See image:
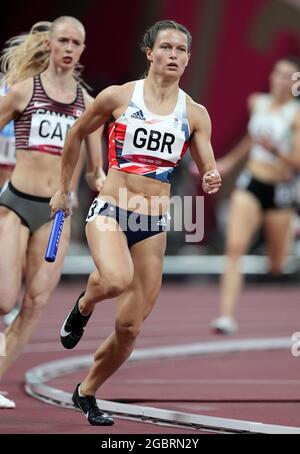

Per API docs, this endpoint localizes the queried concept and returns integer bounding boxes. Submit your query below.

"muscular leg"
[0,218,70,379]
[78,217,135,315]
[80,232,166,395]
[219,189,262,319]
[263,208,294,275]
[0,207,29,315]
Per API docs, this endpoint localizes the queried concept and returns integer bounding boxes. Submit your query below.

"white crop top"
[108,79,191,183]
[248,94,299,164]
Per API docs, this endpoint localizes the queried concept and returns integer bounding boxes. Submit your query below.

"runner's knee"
[92,270,133,298]
[22,292,49,318]
[226,240,246,259]
[115,317,142,341]
[0,290,20,315]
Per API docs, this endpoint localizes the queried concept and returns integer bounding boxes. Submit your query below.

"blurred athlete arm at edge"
[188,101,222,194]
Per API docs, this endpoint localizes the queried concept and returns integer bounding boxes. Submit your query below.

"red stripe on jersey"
[108,122,127,167]
[117,164,157,175]
[180,140,190,160]
[28,145,62,155]
[14,74,85,155]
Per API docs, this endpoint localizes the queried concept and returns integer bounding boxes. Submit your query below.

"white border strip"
[25,336,300,434]
[25,383,300,434]
[62,254,300,275]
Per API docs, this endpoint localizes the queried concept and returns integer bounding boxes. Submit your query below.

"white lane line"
[101,378,300,385]
[24,336,292,354]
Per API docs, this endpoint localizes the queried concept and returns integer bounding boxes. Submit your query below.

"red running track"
[0,281,299,433]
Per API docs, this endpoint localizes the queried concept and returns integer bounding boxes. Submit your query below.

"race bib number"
[122,122,184,165]
[86,198,107,222]
[28,111,76,151]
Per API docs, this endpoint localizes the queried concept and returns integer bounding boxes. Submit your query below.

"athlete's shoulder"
[102,81,136,99]
[182,94,211,134]
[99,81,135,94]
[186,96,208,113]
[120,80,137,91]
[10,77,33,96]
[186,95,210,125]
[247,92,266,112]
[4,78,34,113]
[94,81,136,110]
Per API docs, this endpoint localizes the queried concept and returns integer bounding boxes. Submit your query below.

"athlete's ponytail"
[0,21,51,87]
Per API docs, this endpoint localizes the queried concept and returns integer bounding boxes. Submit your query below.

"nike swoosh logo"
[60,320,71,337]
[34,102,50,108]
[75,397,88,417]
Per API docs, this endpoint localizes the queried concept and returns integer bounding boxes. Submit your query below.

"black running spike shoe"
[60,292,92,349]
[72,384,114,426]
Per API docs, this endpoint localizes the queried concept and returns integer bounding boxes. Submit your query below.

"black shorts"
[0,181,51,233]
[236,170,295,210]
[86,197,168,248]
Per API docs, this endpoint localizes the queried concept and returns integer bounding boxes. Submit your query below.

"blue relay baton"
[45,210,65,262]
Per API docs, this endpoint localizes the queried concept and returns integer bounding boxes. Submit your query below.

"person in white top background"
[211,57,300,335]
[50,20,222,426]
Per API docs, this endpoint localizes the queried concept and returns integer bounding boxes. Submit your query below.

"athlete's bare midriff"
[247,160,293,183]
[100,168,171,215]
[11,149,61,197]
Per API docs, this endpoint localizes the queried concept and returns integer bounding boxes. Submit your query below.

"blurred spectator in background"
[211,57,300,334]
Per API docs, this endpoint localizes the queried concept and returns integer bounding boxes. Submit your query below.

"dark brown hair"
[141,20,192,53]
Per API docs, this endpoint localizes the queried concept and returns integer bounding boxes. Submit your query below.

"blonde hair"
[0,16,88,89]
[50,16,85,40]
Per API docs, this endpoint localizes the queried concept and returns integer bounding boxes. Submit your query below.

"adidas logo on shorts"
[156,216,167,227]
